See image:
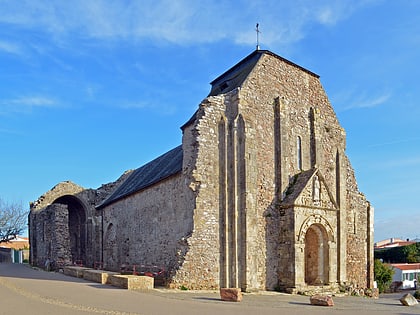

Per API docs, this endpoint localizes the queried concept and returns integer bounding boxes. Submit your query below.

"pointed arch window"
[297,136,303,171]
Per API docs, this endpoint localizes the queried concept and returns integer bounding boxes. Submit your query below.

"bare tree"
[0,198,27,243]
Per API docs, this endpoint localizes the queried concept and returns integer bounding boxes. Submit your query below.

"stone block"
[309,295,334,306]
[83,269,119,284]
[109,275,154,290]
[400,293,418,306]
[220,288,243,302]
[63,266,90,278]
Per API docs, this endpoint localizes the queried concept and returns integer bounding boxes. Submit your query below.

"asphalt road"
[0,263,419,315]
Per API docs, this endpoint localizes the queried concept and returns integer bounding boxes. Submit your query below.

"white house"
[391,263,420,289]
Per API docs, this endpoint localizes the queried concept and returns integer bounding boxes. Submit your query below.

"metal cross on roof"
[256,23,261,50]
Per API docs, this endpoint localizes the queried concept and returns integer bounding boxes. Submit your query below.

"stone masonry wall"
[225,52,370,289]
[172,95,226,290]
[174,52,372,290]
[102,173,195,282]
[29,50,372,291]
[29,173,132,269]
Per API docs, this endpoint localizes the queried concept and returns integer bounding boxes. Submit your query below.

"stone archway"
[104,223,117,271]
[54,195,87,265]
[304,224,329,285]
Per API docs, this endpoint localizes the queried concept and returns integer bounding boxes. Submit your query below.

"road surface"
[0,263,418,315]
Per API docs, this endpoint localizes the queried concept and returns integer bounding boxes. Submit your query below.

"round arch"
[304,224,329,285]
[298,215,334,243]
[53,195,87,265]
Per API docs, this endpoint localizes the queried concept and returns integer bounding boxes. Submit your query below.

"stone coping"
[63,266,154,290]
[63,266,90,278]
[108,274,154,290]
[83,269,119,285]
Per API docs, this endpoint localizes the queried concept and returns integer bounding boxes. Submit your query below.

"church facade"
[29,50,374,293]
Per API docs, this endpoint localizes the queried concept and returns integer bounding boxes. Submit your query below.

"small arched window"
[297,136,303,170]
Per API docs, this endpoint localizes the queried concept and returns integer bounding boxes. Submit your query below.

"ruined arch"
[53,195,87,264]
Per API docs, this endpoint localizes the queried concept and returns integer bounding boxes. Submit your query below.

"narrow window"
[297,136,303,170]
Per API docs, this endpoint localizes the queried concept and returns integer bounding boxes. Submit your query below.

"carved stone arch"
[298,215,334,243]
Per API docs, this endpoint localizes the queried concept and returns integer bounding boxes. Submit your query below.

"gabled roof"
[182,49,319,130]
[281,169,317,205]
[209,49,319,97]
[97,145,183,209]
[280,168,338,209]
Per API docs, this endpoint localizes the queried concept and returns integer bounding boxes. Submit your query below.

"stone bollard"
[220,288,243,302]
[309,295,334,306]
[399,293,418,306]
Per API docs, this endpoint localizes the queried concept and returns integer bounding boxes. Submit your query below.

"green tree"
[0,198,27,243]
[402,243,420,263]
[374,259,394,293]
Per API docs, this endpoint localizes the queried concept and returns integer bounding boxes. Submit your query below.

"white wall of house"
[392,267,420,289]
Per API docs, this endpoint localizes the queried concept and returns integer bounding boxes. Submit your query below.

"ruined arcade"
[29,50,374,293]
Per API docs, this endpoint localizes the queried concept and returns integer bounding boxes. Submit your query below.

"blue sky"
[1,1,419,242]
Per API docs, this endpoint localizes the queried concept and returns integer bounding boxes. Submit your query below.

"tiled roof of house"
[0,236,29,250]
[391,263,420,271]
[98,145,183,209]
[375,239,416,249]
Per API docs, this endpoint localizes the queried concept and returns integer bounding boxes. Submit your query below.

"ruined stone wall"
[101,173,195,280]
[170,96,226,290]
[29,203,71,268]
[29,174,131,269]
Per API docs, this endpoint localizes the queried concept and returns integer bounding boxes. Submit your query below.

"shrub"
[374,259,394,293]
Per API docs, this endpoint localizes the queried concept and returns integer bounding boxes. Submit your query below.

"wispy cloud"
[0,1,376,48]
[334,90,391,111]
[375,212,420,241]
[373,156,420,169]
[117,100,176,115]
[0,40,23,56]
[368,137,420,148]
[0,96,60,115]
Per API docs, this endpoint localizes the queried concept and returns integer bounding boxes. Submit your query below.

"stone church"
[29,49,374,293]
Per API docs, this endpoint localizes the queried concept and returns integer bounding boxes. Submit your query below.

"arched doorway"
[54,195,86,264]
[104,223,117,270]
[304,224,329,285]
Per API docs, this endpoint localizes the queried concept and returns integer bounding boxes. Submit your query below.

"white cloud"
[8,96,57,107]
[0,0,376,48]
[0,96,60,115]
[368,137,420,148]
[335,90,391,111]
[375,212,420,241]
[118,100,176,115]
[0,40,23,56]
